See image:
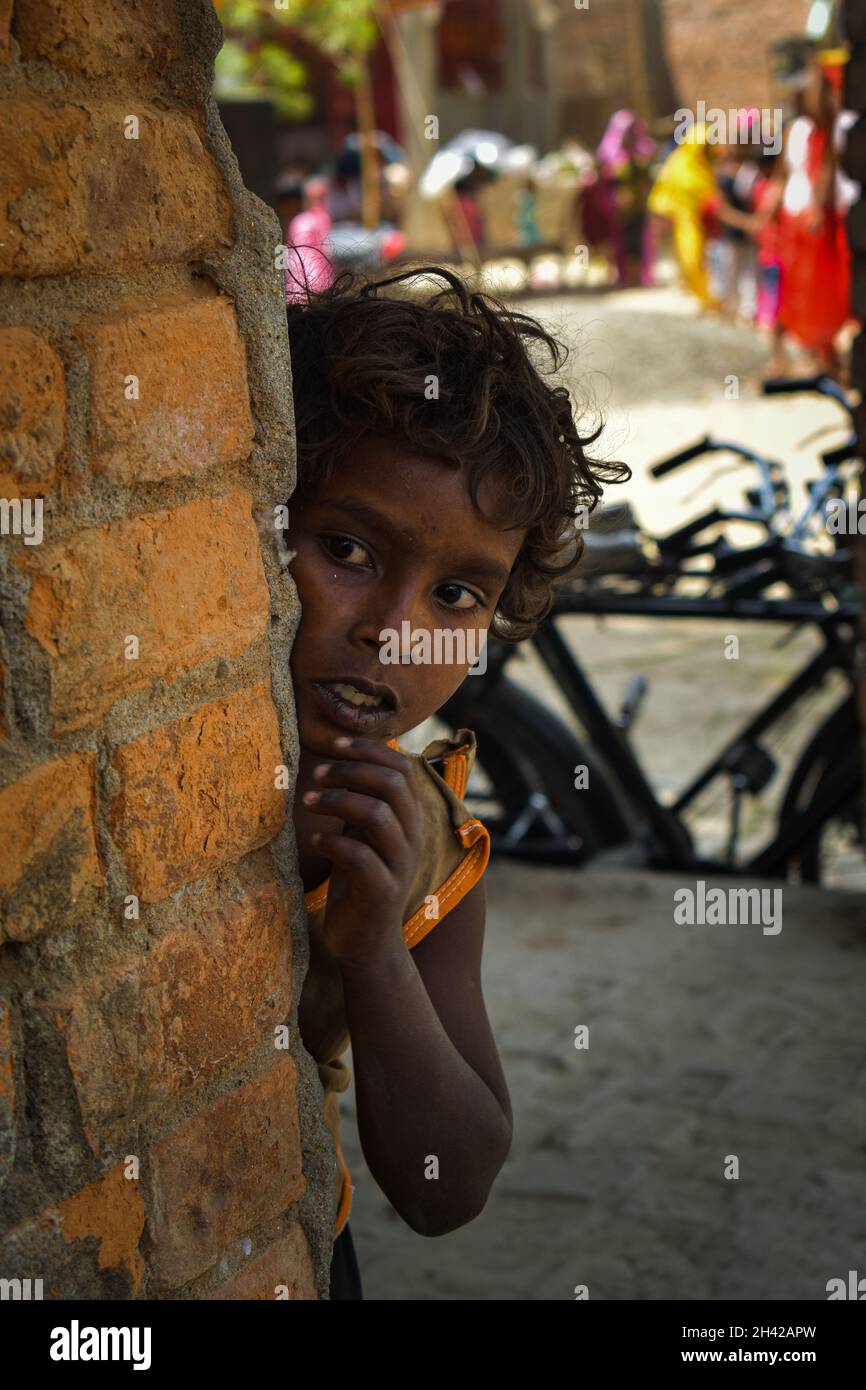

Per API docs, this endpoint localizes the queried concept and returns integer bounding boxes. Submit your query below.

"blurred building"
[217,0,827,220]
[652,0,817,121]
[400,0,817,152]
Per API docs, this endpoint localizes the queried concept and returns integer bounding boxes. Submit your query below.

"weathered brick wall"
[557,0,643,146]
[0,1,333,1299]
[557,0,812,144]
[659,0,812,113]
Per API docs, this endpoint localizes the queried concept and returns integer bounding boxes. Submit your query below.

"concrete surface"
[341,860,866,1300]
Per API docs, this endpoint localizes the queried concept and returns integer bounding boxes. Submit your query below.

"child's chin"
[298,711,394,750]
[296,716,334,751]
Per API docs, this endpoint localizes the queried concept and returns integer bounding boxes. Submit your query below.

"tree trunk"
[355,53,380,229]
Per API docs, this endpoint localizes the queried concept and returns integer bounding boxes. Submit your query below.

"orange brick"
[55,1161,146,1297]
[0,752,103,943]
[0,326,66,497]
[45,860,293,1152]
[148,1056,305,1289]
[15,0,181,77]
[16,491,270,732]
[79,293,254,482]
[211,1226,317,1300]
[0,99,233,277]
[110,683,286,904]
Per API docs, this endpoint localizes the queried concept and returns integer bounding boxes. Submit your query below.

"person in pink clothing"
[595,108,657,287]
[284,177,335,304]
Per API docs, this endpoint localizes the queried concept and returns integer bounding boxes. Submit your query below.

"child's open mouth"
[311,678,398,733]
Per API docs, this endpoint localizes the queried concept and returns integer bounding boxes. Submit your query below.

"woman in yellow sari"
[648,123,720,308]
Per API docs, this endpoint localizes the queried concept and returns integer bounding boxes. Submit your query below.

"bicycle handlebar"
[651,379,855,485]
[762,374,857,421]
[650,437,713,478]
[762,375,824,396]
[656,508,727,552]
[821,438,861,467]
[636,377,857,581]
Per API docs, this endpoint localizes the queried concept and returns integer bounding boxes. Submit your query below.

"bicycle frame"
[464,375,863,876]
[501,590,858,875]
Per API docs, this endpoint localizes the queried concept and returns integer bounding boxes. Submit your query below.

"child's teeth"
[332,682,383,707]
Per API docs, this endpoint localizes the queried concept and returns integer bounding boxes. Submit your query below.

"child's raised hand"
[303,737,422,970]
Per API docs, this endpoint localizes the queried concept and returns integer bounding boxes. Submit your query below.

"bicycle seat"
[576,501,651,577]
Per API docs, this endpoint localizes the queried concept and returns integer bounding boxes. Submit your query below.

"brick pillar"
[841,1,866,842]
[0,2,332,1299]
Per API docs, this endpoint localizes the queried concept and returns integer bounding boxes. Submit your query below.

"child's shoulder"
[388,728,490,946]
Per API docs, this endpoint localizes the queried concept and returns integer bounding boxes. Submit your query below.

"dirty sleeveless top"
[300,727,490,1241]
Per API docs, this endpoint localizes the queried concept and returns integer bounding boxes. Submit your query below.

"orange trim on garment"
[401,816,489,947]
[441,744,472,799]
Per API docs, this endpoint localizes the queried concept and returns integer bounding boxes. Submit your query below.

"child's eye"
[437,582,483,612]
[320,536,482,611]
[321,534,372,568]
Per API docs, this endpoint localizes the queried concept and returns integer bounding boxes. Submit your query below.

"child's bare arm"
[303,737,511,1236]
[341,876,512,1236]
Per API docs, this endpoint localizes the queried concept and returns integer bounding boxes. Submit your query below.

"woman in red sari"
[773,55,852,376]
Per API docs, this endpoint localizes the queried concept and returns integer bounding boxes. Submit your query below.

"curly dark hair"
[285,264,630,641]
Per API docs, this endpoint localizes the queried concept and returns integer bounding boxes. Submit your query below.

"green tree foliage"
[214,0,378,113]
[214,0,383,226]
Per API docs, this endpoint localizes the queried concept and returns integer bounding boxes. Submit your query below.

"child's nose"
[367,580,428,631]
[352,587,429,654]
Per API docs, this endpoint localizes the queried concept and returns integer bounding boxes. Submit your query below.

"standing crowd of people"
[275,51,857,382]
[581,52,856,379]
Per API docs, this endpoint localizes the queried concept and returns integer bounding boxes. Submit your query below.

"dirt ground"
[337,286,866,1299]
[342,861,866,1301]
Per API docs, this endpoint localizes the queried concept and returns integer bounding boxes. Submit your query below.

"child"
[711,138,761,324]
[283,267,629,1298]
[751,152,785,372]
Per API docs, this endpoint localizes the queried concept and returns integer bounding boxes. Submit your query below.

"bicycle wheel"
[438,677,631,865]
[776,699,864,887]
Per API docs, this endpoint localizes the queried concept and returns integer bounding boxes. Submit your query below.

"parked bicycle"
[434,377,863,887]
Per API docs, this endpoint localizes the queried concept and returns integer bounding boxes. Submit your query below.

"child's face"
[285,436,526,757]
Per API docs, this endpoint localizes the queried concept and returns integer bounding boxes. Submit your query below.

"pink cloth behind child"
[284,205,334,303]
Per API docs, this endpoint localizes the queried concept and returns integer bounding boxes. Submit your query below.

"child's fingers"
[305,787,406,871]
[311,761,417,832]
[314,756,411,795]
[311,831,391,891]
[313,739,419,838]
[327,736,407,770]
